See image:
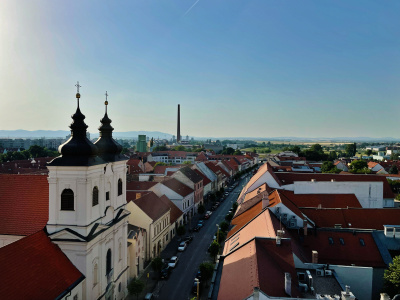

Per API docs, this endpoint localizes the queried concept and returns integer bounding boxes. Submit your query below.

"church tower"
[47,84,130,300]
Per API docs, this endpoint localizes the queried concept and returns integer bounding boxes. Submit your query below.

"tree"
[219,221,229,233]
[222,147,235,155]
[209,240,220,261]
[177,225,186,237]
[366,149,373,156]
[328,151,337,161]
[128,277,145,299]
[154,162,167,167]
[153,145,168,151]
[290,146,301,155]
[349,160,368,173]
[233,149,242,155]
[28,145,47,158]
[383,256,400,296]
[198,204,205,214]
[225,212,234,222]
[391,153,400,160]
[345,143,357,157]
[199,262,214,287]
[151,257,163,274]
[321,161,339,173]
[150,137,154,148]
[310,144,323,153]
[389,165,399,175]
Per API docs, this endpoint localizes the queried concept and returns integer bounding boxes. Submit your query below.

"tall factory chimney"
[177,104,181,143]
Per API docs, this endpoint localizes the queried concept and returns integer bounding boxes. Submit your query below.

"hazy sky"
[0,1,399,138]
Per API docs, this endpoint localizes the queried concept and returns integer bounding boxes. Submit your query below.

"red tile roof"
[279,190,362,208]
[126,181,157,191]
[158,195,183,224]
[228,201,263,239]
[294,229,386,268]
[0,230,84,299]
[161,178,194,197]
[193,169,211,186]
[218,238,300,299]
[275,172,395,198]
[300,207,400,230]
[0,174,49,236]
[133,192,170,221]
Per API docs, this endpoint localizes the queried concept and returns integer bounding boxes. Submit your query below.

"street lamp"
[195,278,200,300]
[216,224,220,242]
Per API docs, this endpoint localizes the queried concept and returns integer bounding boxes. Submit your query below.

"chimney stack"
[262,194,269,209]
[177,104,181,143]
[341,286,356,300]
[312,250,318,264]
[136,193,141,200]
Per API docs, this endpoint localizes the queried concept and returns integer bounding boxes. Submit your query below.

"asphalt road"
[157,175,251,300]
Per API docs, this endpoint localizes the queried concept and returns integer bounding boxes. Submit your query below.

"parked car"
[144,293,153,300]
[198,220,204,226]
[206,211,212,216]
[196,269,202,281]
[193,226,200,232]
[224,192,229,196]
[168,256,179,268]
[160,266,172,279]
[204,214,210,220]
[178,241,187,251]
[184,235,193,244]
[192,279,201,295]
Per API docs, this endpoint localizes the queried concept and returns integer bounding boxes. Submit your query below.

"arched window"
[61,189,74,211]
[118,179,123,196]
[92,186,99,206]
[119,242,122,261]
[93,263,98,285]
[106,249,112,275]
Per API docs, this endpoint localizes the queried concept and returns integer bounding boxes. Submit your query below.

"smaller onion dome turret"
[94,92,125,162]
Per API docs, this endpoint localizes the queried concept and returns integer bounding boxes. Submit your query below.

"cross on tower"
[75,81,82,107]
[105,91,109,113]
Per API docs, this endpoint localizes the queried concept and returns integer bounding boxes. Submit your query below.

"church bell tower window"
[118,179,123,196]
[61,189,74,211]
[92,186,99,206]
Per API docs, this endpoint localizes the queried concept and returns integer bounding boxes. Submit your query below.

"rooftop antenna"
[75,81,81,108]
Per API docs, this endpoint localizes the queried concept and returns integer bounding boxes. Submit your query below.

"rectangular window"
[106,191,110,201]
[73,295,78,300]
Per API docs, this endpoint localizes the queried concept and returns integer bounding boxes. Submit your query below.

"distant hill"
[0,130,174,140]
[0,130,398,142]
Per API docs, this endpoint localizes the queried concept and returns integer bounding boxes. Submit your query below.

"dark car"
[193,226,200,232]
[160,266,172,279]
[184,235,193,244]
[204,213,210,220]
[210,206,216,211]
[192,279,201,295]
[196,270,202,281]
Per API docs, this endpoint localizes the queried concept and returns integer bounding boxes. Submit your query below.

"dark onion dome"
[48,87,106,167]
[94,97,125,162]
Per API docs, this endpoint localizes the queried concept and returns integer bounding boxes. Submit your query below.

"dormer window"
[328,237,334,245]
[61,189,74,211]
[92,186,99,206]
[118,179,123,196]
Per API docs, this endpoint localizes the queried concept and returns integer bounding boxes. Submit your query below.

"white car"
[168,256,179,268]
[178,241,187,251]
[206,211,212,216]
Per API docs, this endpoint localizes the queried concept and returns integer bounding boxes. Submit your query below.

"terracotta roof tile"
[0,230,84,299]
[279,190,362,208]
[126,181,157,191]
[132,192,170,221]
[300,207,400,230]
[158,195,183,224]
[0,174,49,236]
[161,178,194,197]
[193,169,211,186]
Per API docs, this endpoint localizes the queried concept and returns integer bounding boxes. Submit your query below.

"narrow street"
[156,175,250,300]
